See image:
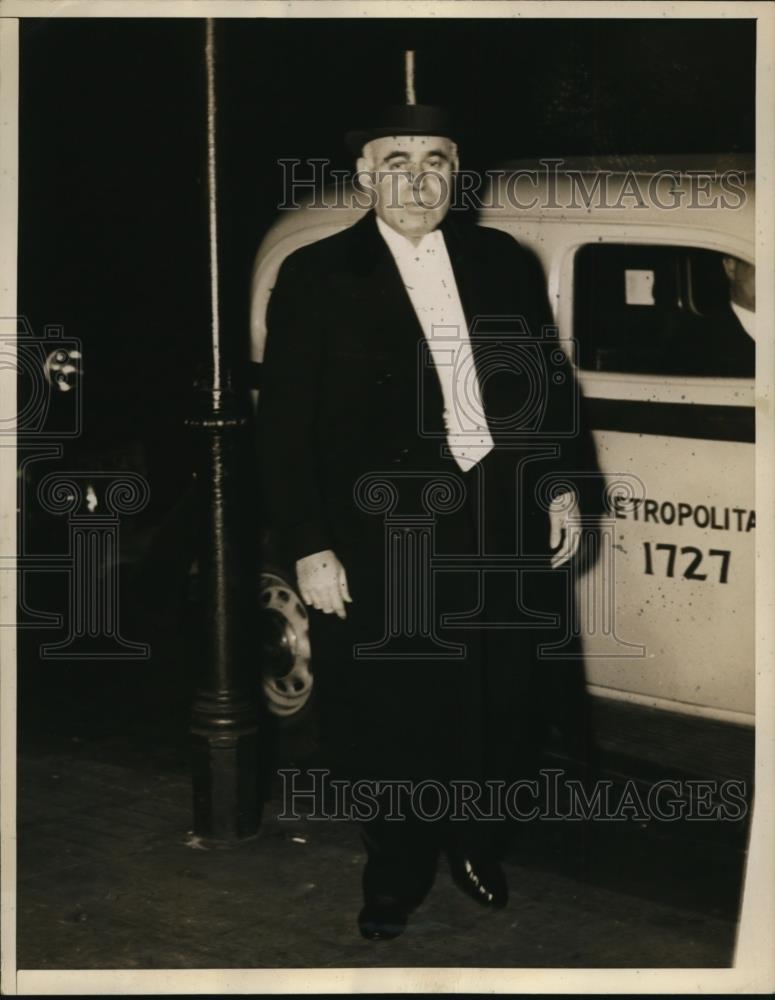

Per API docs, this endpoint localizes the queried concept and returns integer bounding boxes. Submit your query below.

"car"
[251,154,755,735]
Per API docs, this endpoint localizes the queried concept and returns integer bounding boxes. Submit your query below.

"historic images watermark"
[350,465,643,662]
[346,315,646,662]
[414,315,579,443]
[278,158,749,213]
[278,768,749,824]
[5,316,151,659]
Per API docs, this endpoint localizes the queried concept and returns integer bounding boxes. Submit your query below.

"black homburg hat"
[345,104,457,156]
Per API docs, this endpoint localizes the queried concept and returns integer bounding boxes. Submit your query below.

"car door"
[566,236,755,723]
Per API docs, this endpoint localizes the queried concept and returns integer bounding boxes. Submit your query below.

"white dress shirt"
[376,216,494,471]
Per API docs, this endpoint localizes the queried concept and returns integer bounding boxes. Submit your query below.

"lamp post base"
[186,381,261,845]
[191,695,261,845]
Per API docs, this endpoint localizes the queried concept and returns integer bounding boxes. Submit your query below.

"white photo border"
[1,1,773,994]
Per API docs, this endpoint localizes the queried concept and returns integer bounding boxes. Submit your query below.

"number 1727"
[643,543,731,584]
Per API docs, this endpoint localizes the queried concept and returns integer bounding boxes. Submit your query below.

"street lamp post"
[187,19,260,844]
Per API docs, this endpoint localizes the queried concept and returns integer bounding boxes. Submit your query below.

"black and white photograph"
[1,1,774,993]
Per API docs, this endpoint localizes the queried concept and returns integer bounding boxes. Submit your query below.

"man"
[667,253,755,378]
[257,105,594,939]
[721,254,755,343]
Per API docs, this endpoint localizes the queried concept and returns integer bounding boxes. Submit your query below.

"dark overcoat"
[257,210,597,786]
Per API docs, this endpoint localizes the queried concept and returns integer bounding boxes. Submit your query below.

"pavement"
[16,654,750,970]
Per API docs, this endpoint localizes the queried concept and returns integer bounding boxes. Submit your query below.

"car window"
[574,244,755,378]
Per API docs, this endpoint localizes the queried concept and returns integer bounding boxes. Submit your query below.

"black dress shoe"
[446,849,508,909]
[358,897,409,940]
[357,818,440,939]
[358,861,435,940]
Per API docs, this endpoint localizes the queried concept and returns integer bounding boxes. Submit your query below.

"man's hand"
[548,490,581,569]
[296,549,352,619]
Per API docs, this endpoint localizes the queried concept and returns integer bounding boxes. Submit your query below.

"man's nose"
[393,167,420,184]
[400,170,436,193]
[392,165,426,181]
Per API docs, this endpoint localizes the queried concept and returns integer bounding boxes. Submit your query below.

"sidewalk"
[16,687,747,970]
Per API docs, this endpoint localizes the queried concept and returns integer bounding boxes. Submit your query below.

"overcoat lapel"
[342,210,482,344]
[341,212,494,430]
[343,212,427,357]
[438,213,479,331]
[438,214,500,397]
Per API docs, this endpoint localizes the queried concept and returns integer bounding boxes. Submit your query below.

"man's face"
[356,134,458,242]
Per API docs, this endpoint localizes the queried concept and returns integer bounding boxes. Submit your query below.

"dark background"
[15,21,757,939]
[13,20,759,965]
[19,16,756,505]
[16,14,756,751]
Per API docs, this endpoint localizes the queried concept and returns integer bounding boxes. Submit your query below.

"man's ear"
[722,256,737,282]
[449,141,460,173]
[355,155,375,191]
